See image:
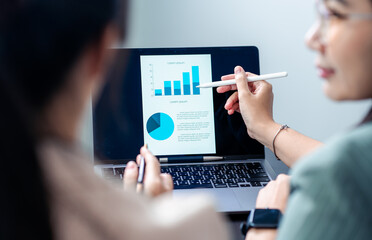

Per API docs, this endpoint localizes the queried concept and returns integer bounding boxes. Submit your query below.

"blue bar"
[155,89,162,96]
[174,81,181,95]
[164,81,172,96]
[183,72,191,95]
[192,66,200,95]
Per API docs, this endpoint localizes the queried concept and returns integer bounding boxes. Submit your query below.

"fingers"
[160,173,174,192]
[135,154,142,165]
[224,91,239,110]
[219,67,253,116]
[217,74,234,93]
[136,182,144,193]
[255,174,290,212]
[217,72,253,93]
[124,147,174,197]
[231,102,240,114]
[227,101,240,115]
[140,146,161,179]
[216,85,235,93]
[123,161,138,191]
[217,74,236,93]
[275,174,290,188]
[219,70,263,95]
[234,66,251,98]
[221,73,236,80]
[139,146,174,197]
[255,187,268,209]
[221,72,252,80]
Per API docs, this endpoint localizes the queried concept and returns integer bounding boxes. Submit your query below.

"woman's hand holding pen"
[123,146,173,197]
[217,66,277,145]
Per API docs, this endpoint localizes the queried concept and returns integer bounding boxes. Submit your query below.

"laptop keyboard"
[102,162,270,189]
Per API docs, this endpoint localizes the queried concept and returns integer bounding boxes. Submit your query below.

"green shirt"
[277,122,372,240]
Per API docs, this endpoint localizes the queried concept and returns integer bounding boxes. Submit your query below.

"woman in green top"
[218,0,372,239]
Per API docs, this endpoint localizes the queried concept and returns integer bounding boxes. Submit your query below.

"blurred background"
[80,0,371,155]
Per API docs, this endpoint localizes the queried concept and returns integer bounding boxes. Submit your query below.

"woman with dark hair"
[0,0,228,239]
[218,0,372,239]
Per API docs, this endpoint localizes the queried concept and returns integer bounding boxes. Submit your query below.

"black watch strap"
[240,209,282,236]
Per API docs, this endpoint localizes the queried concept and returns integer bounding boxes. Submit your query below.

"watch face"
[251,209,281,228]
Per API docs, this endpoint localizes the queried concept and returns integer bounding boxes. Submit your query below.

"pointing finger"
[234,66,251,98]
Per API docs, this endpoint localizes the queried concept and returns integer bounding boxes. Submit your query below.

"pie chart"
[146,112,174,141]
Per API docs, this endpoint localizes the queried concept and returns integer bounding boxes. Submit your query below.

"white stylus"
[196,72,288,88]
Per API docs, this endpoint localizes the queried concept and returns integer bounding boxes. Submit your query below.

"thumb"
[234,66,250,97]
[123,161,138,191]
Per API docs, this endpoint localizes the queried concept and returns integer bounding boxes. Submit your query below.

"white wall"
[81,0,371,151]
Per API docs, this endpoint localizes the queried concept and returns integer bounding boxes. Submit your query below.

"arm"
[246,174,291,240]
[246,229,277,240]
[217,66,322,167]
[253,121,322,168]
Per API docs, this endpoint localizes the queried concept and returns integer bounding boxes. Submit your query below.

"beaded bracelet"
[272,124,289,160]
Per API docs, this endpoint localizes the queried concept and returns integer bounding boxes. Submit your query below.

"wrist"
[248,121,281,148]
[241,208,282,238]
[246,228,277,240]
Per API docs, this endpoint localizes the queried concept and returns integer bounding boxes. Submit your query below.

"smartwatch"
[240,209,282,236]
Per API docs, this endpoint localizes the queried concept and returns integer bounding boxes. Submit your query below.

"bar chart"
[154,66,201,96]
[140,54,212,99]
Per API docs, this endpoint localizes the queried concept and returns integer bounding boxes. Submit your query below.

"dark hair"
[0,0,126,239]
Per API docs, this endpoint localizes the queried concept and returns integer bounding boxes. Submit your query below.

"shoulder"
[277,123,372,240]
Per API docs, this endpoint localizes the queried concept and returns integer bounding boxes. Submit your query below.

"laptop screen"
[93,46,264,164]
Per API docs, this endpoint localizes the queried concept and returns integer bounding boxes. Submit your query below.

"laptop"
[93,46,286,213]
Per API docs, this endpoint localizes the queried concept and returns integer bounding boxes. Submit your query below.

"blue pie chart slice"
[146,113,174,141]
